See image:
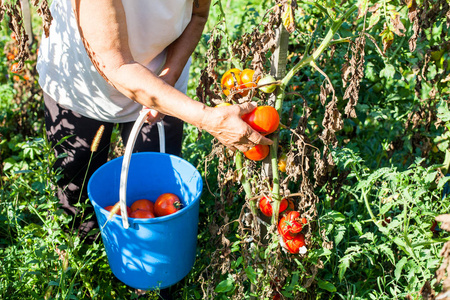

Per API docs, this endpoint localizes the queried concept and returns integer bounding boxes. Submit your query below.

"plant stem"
[236,151,257,215]
[269,5,358,224]
[281,4,358,88]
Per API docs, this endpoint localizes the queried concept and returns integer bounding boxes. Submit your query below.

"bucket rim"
[87,152,203,226]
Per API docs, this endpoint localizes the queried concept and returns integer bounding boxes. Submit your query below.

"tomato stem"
[269,4,358,226]
[235,151,257,215]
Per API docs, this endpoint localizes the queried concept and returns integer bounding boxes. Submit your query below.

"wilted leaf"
[379,24,394,53]
[390,11,406,36]
[282,2,296,34]
[357,0,369,19]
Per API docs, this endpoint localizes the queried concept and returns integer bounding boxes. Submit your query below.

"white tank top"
[37,0,193,123]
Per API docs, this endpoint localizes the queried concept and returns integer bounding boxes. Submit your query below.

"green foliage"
[1,0,450,299]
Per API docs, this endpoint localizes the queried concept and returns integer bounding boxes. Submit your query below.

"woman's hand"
[200,102,273,153]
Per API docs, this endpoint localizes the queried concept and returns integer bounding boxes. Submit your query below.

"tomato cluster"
[221,68,259,97]
[278,211,307,254]
[104,192,182,219]
[258,196,308,254]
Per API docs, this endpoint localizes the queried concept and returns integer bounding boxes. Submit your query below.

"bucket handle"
[119,108,165,229]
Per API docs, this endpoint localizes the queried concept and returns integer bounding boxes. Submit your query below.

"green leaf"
[325,210,346,222]
[245,266,257,285]
[317,278,337,292]
[360,232,375,241]
[437,100,450,122]
[352,220,363,235]
[214,275,235,293]
[368,9,381,29]
[378,244,395,265]
[335,224,346,246]
[315,248,332,257]
[395,257,408,281]
[380,64,396,79]
[284,272,299,292]
[3,157,17,172]
[338,255,352,281]
[379,201,394,215]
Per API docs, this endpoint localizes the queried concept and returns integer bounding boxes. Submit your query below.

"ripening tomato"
[221,68,242,96]
[244,144,269,161]
[240,69,259,89]
[6,52,14,61]
[284,233,306,254]
[131,199,155,214]
[241,105,280,136]
[104,202,131,216]
[10,62,19,74]
[129,209,155,219]
[239,69,260,96]
[154,193,182,217]
[278,211,303,240]
[259,196,290,217]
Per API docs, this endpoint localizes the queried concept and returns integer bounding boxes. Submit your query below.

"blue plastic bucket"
[87,152,203,290]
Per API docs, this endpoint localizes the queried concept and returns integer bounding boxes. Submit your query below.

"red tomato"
[154,193,182,217]
[278,211,303,240]
[284,233,305,254]
[221,68,242,96]
[104,202,131,216]
[129,209,155,219]
[130,199,155,214]
[259,196,289,217]
[244,144,270,161]
[241,106,280,135]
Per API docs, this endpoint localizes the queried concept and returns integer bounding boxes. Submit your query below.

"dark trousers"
[44,94,184,239]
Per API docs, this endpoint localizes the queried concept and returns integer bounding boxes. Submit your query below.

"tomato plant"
[244,144,269,161]
[154,193,182,217]
[241,105,280,136]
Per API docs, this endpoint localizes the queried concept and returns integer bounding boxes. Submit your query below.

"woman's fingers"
[141,107,165,124]
[205,103,273,152]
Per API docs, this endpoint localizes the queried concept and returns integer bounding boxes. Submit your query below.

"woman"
[37,0,272,238]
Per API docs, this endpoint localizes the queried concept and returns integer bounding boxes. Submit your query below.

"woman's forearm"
[160,0,211,85]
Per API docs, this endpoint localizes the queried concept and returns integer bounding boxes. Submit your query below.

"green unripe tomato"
[258,75,277,93]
